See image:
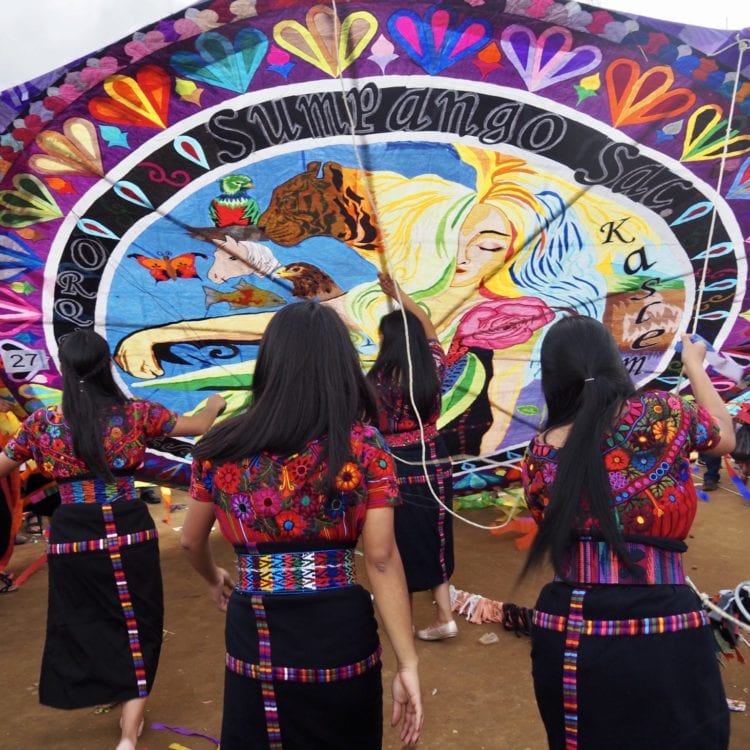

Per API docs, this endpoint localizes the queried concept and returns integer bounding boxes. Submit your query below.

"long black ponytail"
[522,316,638,578]
[59,330,128,482]
[367,309,440,420]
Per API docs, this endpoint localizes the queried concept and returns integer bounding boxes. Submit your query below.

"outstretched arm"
[171,394,226,437]
[361,506,423,747]
[378,272,437,340]
[114,313,274,378]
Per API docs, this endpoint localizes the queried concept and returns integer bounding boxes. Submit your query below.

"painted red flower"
[457,295,554,349]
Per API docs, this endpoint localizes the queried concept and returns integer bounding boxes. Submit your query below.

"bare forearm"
[684,363,733,430]
[182,537,221,584]
[365,553,418,669]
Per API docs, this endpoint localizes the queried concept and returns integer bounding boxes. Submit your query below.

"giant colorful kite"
[1,0,748,488]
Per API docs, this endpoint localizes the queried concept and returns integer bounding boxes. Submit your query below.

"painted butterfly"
[129,252,207,282]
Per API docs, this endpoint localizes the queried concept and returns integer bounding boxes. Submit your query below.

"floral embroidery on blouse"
[190,422,400,546]
[521,391,720,540]
[4,401,177,479]
[372,339,447,436]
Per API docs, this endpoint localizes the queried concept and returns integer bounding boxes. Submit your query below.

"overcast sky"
[0,0,747,92]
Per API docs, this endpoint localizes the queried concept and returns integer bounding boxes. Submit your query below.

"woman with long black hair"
[181,301,422,749]
[367,273,456,641]
[522,316,735,749]
[0,330,225,750]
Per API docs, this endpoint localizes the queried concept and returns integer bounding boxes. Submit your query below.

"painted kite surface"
[1,0,748,487]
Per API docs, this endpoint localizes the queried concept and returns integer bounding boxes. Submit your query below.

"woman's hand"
[378,271,400,300]
[209,566,234,611]
[391,665,423,746]
[679,334,707,372]
[205,394,227,416]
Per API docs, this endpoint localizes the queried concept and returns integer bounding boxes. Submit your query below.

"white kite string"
[676,35,749,392]
[690,36,750,334]
[330,0,517,531]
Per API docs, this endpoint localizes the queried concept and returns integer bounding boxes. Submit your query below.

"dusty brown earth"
[1,480,748,750]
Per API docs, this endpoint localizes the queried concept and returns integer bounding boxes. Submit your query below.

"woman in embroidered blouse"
[521,316,735,750]
[181,301,422,750]
[0,330,226,750]
[367,273,456,642]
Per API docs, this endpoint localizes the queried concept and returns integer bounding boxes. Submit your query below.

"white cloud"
[0,0,195,90]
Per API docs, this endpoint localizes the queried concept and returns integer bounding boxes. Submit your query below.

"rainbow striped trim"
[251,595,282,749]
[48,528,158,555]
[386,423,438,448]
[557,539,685,585]
[534,591,709,750]
[561,589,585,749]
[101,504,148,698]
[226,645,382,684]
[59,476,138,505]
[236,548,355,595]
[532,607,709,636]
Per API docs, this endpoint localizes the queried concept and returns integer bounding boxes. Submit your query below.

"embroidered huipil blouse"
[189,423,400,546]
[4,401,177,503]
[370,340,446,447]
[522,391,720,540]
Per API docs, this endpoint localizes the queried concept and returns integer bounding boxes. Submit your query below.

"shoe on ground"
[701,479,718,491]
[416,619,458,641]
[141,489,161,504]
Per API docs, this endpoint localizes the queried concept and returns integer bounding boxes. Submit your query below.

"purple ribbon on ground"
[150,722,220,746]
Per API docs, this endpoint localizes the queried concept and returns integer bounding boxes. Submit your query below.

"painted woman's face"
[452,203,514,288]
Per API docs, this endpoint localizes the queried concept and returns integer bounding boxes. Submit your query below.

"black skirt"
[392,437,454,592]
[220,584,383,750]
[531,582,729,750]
[40,500,163,709]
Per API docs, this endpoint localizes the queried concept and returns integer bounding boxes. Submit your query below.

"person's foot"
[702,479,719,491]
[140,489,161,505]
[416,619,458,641]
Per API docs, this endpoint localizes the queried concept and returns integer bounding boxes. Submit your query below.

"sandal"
[0,571,17,594]
[24,513,43,535]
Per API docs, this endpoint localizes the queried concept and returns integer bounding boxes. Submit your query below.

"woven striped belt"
[556,539,686,585]
[58,475,138,504]
[385,423,438,448]
[236,548,356,595]
[48,528,158,555]
[533,608,708,636]
[225,645,382,683]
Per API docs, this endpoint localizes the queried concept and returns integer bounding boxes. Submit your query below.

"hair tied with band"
[584,377,595,382]
[78,357,110,382]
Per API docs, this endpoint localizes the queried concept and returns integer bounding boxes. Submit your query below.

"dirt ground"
[1,479,748,750]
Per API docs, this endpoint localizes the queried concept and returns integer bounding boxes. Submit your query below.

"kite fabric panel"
[0,0,748,488]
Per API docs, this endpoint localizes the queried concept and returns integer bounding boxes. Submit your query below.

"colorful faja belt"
[235,547,355,595]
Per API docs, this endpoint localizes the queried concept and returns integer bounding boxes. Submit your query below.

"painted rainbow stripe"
[226,645,382,683]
